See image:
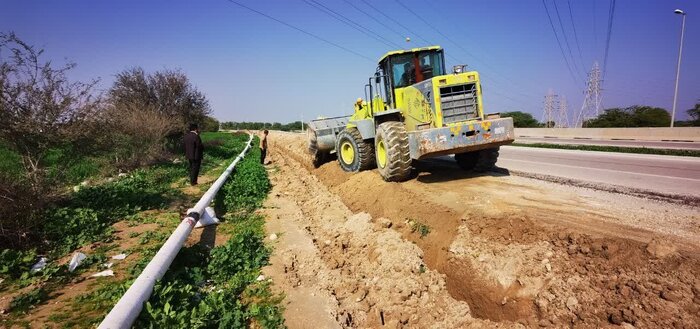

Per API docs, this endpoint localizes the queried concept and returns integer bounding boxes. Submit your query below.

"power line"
[225,0,374,62]
[602,0,616,81]
[358,0,433,45]
[552,0,585,80]
[394,0,483,64]
[301,0,403,50]
[593,0,598,53]
[392,0,540,104]
[567,0,587,74]
[340,0,407,41]
[542,0,582,86]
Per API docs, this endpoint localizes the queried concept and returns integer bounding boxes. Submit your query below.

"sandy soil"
[264,131,700,329]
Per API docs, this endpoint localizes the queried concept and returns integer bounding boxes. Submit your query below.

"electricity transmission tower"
[576,62,602,127]
[543,89,559,128]
[557,96,569,128]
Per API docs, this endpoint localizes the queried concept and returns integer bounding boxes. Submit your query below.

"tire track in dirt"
[270,131,700,328]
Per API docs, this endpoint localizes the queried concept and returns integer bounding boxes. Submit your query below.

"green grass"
[132,135,284,328]
[510,142,700,157]
[0,132,257,322]
[8,132,284,328]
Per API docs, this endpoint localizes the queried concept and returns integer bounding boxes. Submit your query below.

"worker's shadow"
[413,157,510,184]
[198,225,217,250]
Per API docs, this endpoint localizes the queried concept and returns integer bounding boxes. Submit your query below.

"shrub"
[0,248,36,280]
[9,287,48,312]
[207,218,270,283]
[0,176,46,249]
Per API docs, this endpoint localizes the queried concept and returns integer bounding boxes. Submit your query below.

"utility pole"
[577,62,602,128]
[557,96,569,128]
[301,113,305,133]
[543,89,558,128]
[671,9,687,128]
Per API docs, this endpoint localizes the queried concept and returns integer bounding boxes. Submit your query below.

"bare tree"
[105,102,179,168]
[0,32,102,189]
[0,32,103,247]
[109,67,211,133]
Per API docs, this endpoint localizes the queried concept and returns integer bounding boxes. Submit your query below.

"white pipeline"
[98,133,254,329]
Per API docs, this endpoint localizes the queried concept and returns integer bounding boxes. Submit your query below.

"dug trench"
[270,132,700,328]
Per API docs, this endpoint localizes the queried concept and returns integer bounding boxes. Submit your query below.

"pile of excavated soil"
[261,146,512,328]
[267,131,700,328]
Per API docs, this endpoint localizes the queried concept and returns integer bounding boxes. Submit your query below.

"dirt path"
[267,131,700,328]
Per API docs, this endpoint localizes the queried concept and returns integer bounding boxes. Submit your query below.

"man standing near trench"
[184,123,203,185]
[260,130,269,165]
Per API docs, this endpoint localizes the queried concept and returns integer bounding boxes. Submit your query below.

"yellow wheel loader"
[307,46,514,182]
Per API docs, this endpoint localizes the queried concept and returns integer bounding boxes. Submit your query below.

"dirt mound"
[260,147,511,328]
[270,131,700,328]
[540,232,700,327]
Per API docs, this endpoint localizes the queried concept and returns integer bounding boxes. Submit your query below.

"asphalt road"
[497,146,700,198]
[515,137,700,150]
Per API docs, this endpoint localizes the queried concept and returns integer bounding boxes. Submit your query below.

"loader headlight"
[453,65,466,74]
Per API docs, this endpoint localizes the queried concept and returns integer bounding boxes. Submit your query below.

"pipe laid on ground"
[98,133,254,329]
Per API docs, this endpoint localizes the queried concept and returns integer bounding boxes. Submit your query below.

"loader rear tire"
[455,152,478,171]
[474,146,500,172]
[455,147,500,172]
[336,128,375,172]
[375,122,412,182]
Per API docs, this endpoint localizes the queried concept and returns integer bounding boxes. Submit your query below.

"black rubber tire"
[336,128,375,172]
[455,152,478,171]
[455,146,500,172]
[308,131,329,168]
[474,146,500,172]
[375,122,412,182]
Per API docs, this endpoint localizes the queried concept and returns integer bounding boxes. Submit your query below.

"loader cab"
[376,46,446,108]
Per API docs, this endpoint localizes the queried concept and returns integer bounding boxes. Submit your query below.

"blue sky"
[2,0,698,123]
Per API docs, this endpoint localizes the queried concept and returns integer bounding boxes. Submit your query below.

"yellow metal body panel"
[394,71,483,130]
[348,97,387,125]
[394,85,435,131]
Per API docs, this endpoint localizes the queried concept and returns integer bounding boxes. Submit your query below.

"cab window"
[390,51,445,88]
[391,54,414,88]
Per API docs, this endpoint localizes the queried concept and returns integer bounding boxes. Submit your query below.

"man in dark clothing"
[184,123,203,185]
[260,130,268,165]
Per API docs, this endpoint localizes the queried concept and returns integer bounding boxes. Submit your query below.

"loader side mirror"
[374,72,381,84]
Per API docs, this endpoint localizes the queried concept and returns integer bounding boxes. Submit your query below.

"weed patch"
[135,135,284,328]
[409,219,431,238]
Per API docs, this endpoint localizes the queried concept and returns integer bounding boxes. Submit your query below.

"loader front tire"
[336,128,375,172]
[375,122,412,182]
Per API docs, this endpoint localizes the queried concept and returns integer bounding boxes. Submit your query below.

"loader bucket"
[307,115,350,153]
